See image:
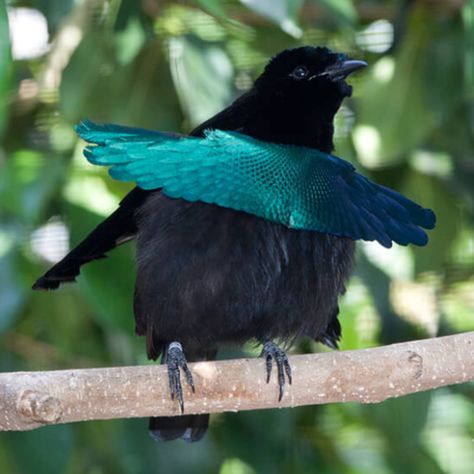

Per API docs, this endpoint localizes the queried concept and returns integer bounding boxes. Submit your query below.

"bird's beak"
[322,59,368,82]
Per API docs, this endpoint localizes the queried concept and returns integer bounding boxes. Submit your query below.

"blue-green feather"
[76,120,436,248]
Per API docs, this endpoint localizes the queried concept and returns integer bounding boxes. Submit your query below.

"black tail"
[148,414,209,443]
[32,188,148,290]
[317,306,342,349]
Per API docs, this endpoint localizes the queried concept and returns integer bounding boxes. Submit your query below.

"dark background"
[0,0,473,473]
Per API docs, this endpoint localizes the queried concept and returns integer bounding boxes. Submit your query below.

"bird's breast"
[133,192,355,351]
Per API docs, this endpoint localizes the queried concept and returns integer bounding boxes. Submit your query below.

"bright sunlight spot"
[356,19,394,53]
[31,217,69,263]
[353,125,382,168]
[8,7,49,60]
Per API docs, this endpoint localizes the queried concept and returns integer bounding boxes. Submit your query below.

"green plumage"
[77,120,435,248]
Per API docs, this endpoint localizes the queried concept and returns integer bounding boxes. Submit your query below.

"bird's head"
[255,46,367,116]
[247,46,366,151]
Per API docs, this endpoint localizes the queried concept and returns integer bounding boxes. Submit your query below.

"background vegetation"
[0,0,473,473]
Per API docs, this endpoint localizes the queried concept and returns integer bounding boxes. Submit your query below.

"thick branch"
[1,332,473,431]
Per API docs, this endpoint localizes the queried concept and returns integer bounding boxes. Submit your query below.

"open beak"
[322,59,368,82]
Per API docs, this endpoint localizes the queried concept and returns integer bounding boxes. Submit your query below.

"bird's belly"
[134,193,355,358]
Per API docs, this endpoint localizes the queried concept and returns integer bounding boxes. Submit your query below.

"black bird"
[33,47,435,442]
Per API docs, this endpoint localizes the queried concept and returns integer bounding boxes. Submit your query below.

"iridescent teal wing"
[77,120,435,247]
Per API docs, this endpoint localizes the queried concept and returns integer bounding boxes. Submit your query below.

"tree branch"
[1,332,473,432]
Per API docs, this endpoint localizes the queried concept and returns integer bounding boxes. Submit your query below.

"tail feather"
[32,188,147,290]
[317,307,342,349]
[148,414,209,443]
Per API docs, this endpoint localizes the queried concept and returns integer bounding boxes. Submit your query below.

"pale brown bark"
[1,332,472,432]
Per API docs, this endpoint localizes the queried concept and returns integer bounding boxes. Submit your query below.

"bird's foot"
[164,341,195,413]
[260,341,292,401]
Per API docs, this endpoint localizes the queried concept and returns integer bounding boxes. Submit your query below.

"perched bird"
[33,46,435,442]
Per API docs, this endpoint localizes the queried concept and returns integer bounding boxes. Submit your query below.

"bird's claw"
[165,341,195,413]
[260,341,292,401]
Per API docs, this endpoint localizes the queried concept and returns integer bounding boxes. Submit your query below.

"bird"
[32,46,436,442]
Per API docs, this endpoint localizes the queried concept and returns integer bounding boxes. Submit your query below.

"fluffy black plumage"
[33,47,364,441]
[135,195,354,357]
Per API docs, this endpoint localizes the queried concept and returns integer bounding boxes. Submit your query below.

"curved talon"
[260,341,292,401]
[183,363,195,393]
[164,341,194,413]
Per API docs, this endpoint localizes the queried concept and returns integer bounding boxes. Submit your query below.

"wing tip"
[377,237,393,248]
[75,119,97,135]
[422,208,436,230]
[32,275,76,290]
[390,227,430,247]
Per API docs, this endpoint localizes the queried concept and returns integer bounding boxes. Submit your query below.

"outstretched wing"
[77,121,435,248]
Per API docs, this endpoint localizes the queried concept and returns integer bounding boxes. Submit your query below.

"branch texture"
[1,332,473,431]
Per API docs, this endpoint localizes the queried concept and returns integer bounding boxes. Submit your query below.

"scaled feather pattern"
[77,120,436,248]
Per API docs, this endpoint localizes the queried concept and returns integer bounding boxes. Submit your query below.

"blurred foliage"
[0,0,473,473]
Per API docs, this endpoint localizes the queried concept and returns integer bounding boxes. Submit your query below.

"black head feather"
[255,46,354,98]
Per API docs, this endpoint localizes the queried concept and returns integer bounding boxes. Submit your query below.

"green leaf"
[240,0,304,37]
[368,392,432,445]
[403,173,462,275]
[0,0,13,139]
[355,10,465,166]
[1,425,73,474]
[196,0,229,19]
[78,243,135,335]
[0,149,67,222]
[57,203,135,334]
[365,392,446,474]
[355,252,421,344]
[61,34,183,129]
[114,17,146,65]
[0,249,26,333]
[313,0,357,27]
[31,0,75,33]
[463,0,474,97]
[60,34,118,122]
[169,35,235,127]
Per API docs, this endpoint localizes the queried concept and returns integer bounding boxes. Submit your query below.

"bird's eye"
[290,65,309,80]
